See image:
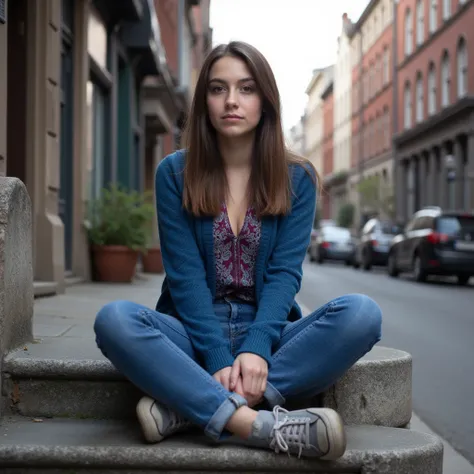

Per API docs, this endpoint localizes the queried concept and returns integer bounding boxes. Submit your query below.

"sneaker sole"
[307,408,347,460]
[136,396,164,444]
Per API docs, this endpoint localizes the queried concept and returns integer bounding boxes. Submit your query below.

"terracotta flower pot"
[92,245,138,283]
[142,247,164,274]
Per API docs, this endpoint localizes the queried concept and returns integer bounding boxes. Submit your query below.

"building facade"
[350,0,395,227]
[321,81,335,219]
[287,116,306,156]
[304,67,333,185]
[332,14,355,215]
[0,0,210,295]
[394,0,474,222]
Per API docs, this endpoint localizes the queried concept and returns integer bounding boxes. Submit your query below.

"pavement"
[29,267,474,473]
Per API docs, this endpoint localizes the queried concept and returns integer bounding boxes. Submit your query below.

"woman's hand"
[230,353,268,405]
[213,366,232,391]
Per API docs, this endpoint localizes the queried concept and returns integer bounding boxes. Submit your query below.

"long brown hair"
[182,41,318,217]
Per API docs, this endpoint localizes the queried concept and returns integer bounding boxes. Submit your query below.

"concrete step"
[2,340,411,428]
[0,416,443,473]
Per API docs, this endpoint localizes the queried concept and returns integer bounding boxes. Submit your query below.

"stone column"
[395,156,406,223]
[71,0,91,280]
[466,132,474,211]
[453,138,464,210]
[426,149,436,206]
[418,154,427,209]
[26,0,65,290]
[438,144,449,209]
[0,10,7,176]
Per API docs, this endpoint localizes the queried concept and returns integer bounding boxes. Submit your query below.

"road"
[298,258,474,464]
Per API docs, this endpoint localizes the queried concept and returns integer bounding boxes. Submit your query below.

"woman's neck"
[217,133,254,169]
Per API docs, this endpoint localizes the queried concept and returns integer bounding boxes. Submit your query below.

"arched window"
[416,73,424,122]
[441,51,450,107]
[457,37,468,98]
[428,62,437,115]
[430,0,437,33]
[404,81,412,129]
[443,0,451,20]
[405,9,413,56]
[416,0,424,45]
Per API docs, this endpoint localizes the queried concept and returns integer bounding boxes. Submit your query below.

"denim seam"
[139,309,192,342]
[154,327,230,398]
[272,302,336,363]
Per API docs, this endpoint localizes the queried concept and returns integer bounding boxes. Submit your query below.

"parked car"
[307,220,336,253]
[353,218,401,270]
[309,225,355,265]
[387,207,474,285]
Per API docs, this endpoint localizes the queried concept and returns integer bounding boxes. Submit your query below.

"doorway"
[6,0,28,183]
[59,0,74,271]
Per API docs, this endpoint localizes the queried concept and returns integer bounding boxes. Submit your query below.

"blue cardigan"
[155,150,317,375]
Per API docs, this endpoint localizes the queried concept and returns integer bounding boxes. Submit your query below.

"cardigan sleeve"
[235,165,317,364]
[155,155,234,375]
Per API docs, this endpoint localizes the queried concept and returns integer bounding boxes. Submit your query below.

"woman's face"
[206,56,263,139]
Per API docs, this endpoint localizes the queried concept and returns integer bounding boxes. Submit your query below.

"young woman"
[94,41,382,460]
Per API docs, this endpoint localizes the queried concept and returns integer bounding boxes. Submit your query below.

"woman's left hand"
[230,353,268,404]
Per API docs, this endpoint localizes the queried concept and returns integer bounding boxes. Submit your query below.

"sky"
[210,0,369,132]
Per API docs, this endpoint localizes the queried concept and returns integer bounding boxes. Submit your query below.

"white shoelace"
[269,406,312,458]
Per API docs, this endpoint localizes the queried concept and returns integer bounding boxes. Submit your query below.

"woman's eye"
[210,86,225,94]
[241,86,254,93]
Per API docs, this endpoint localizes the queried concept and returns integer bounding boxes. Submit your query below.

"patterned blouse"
[214,203,261,303]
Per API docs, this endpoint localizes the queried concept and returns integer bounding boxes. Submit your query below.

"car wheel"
[387,252,399,277]
[457,274,471,286]
[362,251,372,271]
[413,254,427,282]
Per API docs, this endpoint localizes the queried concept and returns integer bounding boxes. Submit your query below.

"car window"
[323,227,351,240]
[437,216,474,235]
[379,222,401,235]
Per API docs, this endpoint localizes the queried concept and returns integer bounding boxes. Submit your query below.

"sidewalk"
[32,273,474,474]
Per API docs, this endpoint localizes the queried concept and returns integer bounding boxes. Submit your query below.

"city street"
[298,258,474,465]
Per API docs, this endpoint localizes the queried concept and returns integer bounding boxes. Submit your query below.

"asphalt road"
[298,257,474,464]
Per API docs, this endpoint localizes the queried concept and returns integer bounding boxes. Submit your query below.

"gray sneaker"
[136,396,193,443]
[249,405,346,459]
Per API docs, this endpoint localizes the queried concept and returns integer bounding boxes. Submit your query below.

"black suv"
[387,207,474,285]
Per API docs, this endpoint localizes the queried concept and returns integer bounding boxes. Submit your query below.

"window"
[404,81,412,129]
[457,37,468,98]
[383,47,390,84]
[87,6,108,70]
[443,0,451,20]
[416,73,424,122]
[405,9,413,56]
[428,62,437,115]
[430,0,437,33]
[416,0,424,45]
[441,51,451,107]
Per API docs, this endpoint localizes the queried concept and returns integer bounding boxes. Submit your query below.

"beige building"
[287,117,306,156]
[332,13,355,216]
[0,0,209,296]
[304,67,333,179]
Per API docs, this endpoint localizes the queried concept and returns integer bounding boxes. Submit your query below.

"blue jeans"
[94,293,382,441]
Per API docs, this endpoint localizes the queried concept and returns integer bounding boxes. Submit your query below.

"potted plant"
[141,243,164,274]
[87,185,154,283]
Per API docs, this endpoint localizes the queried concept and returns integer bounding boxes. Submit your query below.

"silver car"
[309,226,355,265]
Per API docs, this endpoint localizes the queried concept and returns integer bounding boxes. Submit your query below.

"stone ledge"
[0,417,443,473]
[0,177,33,417]
[3,346,411,428]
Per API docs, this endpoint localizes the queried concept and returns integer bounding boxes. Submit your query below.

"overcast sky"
[210,0,369,132]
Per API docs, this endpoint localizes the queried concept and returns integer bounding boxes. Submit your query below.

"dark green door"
[59,34,74,271]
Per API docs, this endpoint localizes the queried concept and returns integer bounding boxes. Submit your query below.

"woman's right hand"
[213,366,233,391]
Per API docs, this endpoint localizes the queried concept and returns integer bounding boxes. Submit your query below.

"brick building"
[350,0,395,226]
[393,0,474,222]
[321,80,335,219]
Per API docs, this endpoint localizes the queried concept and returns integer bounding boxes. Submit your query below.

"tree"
[337,202,355,228]
[357,175,395,220]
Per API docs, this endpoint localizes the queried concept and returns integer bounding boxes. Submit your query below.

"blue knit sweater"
[155,150,317,375]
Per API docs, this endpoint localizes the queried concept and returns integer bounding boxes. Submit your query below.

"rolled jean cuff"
[264,381,285,408]
[204,393,248,441]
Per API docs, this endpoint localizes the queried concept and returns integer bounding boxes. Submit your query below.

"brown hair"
[181,41,318,217]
